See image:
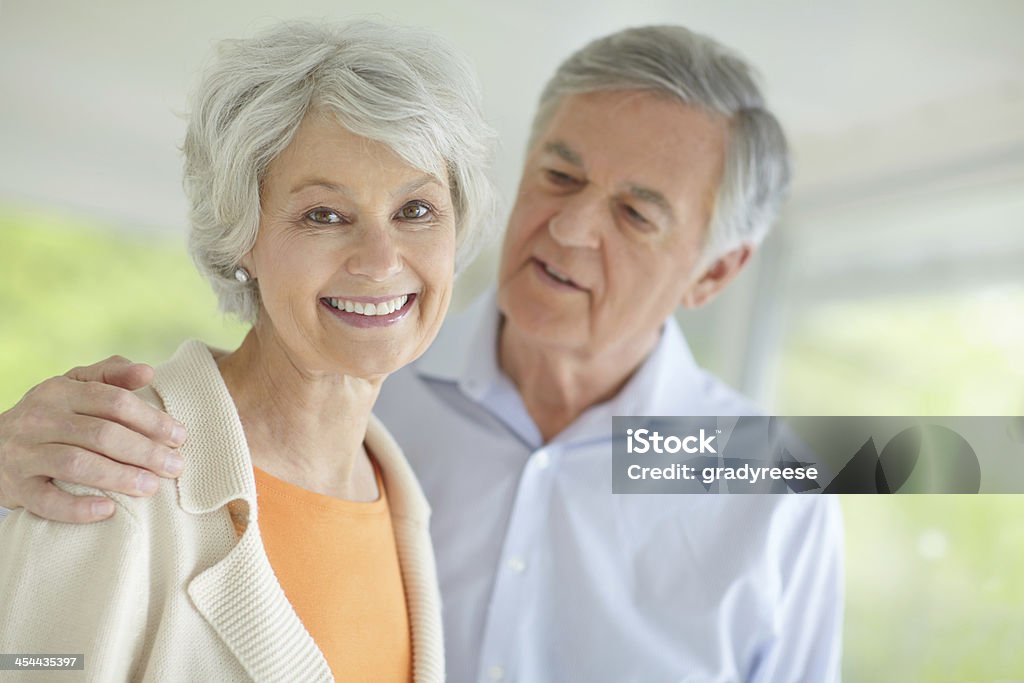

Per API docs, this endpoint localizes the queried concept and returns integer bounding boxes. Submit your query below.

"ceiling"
[2,0,1022,235]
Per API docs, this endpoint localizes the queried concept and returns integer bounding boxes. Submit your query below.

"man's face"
[497,90,732,362]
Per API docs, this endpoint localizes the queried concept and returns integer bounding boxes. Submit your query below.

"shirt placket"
[474,444,558,683]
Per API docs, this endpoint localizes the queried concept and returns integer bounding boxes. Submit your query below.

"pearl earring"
[233,267,251,283]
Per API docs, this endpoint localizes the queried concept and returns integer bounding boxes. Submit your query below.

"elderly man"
[0,25,842,682]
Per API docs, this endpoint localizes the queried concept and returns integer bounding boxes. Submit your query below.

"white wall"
[2,0,1022,392]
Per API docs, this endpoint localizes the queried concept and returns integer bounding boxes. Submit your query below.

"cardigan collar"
[151,339,431,523]
[149,339,440,682]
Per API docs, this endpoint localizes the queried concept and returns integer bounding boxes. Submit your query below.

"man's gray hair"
[184,20,496,322]
[530,25,790,262]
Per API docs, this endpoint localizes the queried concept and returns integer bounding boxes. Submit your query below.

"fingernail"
[169,423,187,446]
[136,471,160,495]
[164,452,184,476]
[92,500,115,518]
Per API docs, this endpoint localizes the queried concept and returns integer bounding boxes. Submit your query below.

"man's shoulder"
[642,318,763,417]
[661,364,762,417]
[694,369,762,416]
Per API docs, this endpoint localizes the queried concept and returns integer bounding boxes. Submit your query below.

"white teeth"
[326,295,410,317]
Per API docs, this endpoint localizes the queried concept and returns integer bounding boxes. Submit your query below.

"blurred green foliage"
[777,290,1024,416]
[775,289,1024,680]
[777,289,1024,680]
[0,205,246,410]
[842,496,1024,682]
[1,205,1022,681]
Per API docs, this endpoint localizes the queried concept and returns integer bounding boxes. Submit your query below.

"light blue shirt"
[376,290,844,683]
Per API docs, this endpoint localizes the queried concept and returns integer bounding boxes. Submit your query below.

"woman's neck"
[216,327,381,500]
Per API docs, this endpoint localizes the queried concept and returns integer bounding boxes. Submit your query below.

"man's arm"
[0,356,186,523]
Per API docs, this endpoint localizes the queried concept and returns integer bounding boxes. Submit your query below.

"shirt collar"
[414,287,499,389]
[416,288,543,446]
[415,289,711,446]
[554,313,708,444]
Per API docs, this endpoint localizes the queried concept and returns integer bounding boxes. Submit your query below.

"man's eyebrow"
[540,142,675,221]
[627,185,676,222]
[543,141,583,167]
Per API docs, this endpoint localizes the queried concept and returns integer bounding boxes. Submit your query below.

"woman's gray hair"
[529,25,790,263]
[184,20,497,322]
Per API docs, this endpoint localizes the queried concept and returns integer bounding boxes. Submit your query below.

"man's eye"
[399,202,432,220]
[545,169,579,186]
[306,208,343,224]
[622,204,649,225]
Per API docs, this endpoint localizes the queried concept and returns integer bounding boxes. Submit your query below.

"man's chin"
[500,303,585,350]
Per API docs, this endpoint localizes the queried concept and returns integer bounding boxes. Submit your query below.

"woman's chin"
[321,347,415,380]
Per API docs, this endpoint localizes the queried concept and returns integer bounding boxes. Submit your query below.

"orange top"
[250,463,412,682]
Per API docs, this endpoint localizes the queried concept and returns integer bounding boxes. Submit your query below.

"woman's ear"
[239,251,256,278]
[680,244,752,310]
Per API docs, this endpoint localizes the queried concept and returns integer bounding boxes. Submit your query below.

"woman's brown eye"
[401,203,430,219]
[307,208,342,224]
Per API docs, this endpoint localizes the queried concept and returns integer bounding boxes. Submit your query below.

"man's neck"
[497,320,658,443]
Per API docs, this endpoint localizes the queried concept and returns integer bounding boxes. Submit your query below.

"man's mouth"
[533,258,583,290]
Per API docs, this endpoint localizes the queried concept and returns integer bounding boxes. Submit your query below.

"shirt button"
[487,664,505,680]
[507,556,527,573]
[535,450,550,469]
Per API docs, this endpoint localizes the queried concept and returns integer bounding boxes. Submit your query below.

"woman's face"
[244,112,457,379]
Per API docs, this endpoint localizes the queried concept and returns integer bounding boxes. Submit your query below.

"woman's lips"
[320,293,416,328]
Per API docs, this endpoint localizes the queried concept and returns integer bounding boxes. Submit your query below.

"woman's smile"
[320,293,417,328]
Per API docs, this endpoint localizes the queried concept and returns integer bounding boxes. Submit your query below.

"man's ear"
[680,243,753,310]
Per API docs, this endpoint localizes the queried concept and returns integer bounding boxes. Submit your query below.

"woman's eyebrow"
[288,175,442,198]
[289,178,353,196]
[394,175,444,197]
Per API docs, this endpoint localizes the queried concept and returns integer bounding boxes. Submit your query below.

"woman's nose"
[345,226,404,281]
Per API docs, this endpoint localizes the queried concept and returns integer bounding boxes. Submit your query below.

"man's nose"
[548,191,605,249]
[345,224,404,281]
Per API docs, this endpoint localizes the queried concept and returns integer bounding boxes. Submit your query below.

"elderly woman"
[0,20,493,682]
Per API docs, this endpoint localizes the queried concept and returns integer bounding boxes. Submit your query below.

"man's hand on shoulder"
[0,356,187,523]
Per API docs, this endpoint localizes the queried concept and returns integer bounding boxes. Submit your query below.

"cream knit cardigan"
[0,340,444,682]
